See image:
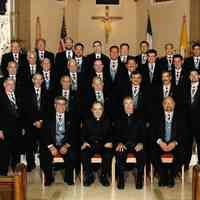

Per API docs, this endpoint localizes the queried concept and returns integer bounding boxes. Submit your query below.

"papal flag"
[58,12,67,52]
[36,16,42,41]
[180,15,188,58]
[146,12,153,49]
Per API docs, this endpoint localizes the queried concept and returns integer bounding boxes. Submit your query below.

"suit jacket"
[151,110,186,146]
[23,86,50,126]
[124,83,152,122]
[159,56,174,71]
[81,116,112,145]
[35,49,55,67]
[184,56,200,72]
[0,89,23,137]
[39,69,57,92]
[115,113,145,148]
[185,82,200,131]
[136,54,148,67]
[82,88,109,119]
[41,112,76,149]
[140,62,161,86]
[1,52,27,76]
[171,67,188,90]
[18,63,41,89]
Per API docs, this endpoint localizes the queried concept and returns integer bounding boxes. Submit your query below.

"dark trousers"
[0,137,20,175]
[116,146,145,179]
[40,147,76,182]
[152,145,184,178]
[25,126,41,167]
[81,143,113,177]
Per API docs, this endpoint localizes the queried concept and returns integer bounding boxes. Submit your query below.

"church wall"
[78,0,137,55]
[136,0,190,56]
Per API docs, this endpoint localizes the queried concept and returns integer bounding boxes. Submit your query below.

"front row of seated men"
[37,95,183,189]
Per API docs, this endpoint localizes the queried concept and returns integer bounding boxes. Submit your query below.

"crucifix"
[91,6,123,43]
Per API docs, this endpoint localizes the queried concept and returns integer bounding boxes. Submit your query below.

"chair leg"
[181,165,184,184]
[40,169,45,189]
[73,169,76,184]
[80,163,83,186]
[150,164,153,184]
[111,157,115,187]
[144,165,146,186]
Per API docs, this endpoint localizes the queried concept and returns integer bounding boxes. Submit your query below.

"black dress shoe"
[158,177,167,187]
[45,176,54,186]
[117,178,124,189]
[100,175,110,187]
[168,175,175,188]
[136,174,143,189]
[83,175,95,187]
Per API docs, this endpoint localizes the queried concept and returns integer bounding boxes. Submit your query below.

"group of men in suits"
[0,38,200,190]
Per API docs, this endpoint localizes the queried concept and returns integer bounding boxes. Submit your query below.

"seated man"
[115,96,145,190]
[81,102,113,187]
[151,96,185,187]
[40,96,76,186]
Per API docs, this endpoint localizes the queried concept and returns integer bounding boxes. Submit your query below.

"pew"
[192,165,200,200]
[0,163,27,200]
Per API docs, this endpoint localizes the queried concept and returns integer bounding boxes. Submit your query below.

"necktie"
[176,71,180,84]
[36,89,40,109]
[96,54,100,59]
[168,56,173,66]
[67,51,71,59]
[133,87,138,96]
[44,72,48,81]
[71,73,77,90]
[58,114,62,122]
[10,92,16,104]
[10,75,16,80]
[40,51,44,60]
[167,113,171,122]
[14,53,18,63]
[164,87,169,97]
[63,90,68,100]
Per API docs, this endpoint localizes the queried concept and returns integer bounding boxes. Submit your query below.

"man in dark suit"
[152,70,177,112]
[0,78,23,174]
[119,43,132,64]
[1,40,27,76]
[40,96,77,186]
[140,49,161,86]
[40,58,57,92]
[151,97,185,187]
[18,50,41,89]
[83,77,109,119]
[81,102,113,187]
[171,54,188,90]
[123,57,139,88]
[23,73,49,171]
[35,38,55,66]
[55,37,74,78]
[159,43,175,71]
[185,43,200,71]
[85,41,110,75]
[115,96,145,189]
[74,43,87,74]
[185,69,200,168]
[106,45,127,121]
[136,41,149,67]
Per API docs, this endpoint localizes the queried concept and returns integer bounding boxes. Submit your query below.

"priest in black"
[81,102,113,187]
[115,96,145,189]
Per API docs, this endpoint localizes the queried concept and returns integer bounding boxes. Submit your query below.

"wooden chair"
[41,153,76,187]
[0,163,27,200]
[150,153,184,184]
[192,165,200,200]
[125,152,146,185]
[80,153,116,186]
